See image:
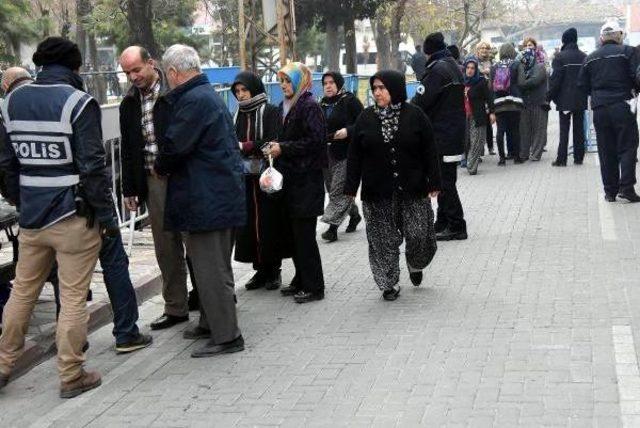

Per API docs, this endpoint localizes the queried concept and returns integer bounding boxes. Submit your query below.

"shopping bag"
[259,155,283,194]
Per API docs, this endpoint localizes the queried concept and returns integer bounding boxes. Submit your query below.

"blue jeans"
[52,232,140,344]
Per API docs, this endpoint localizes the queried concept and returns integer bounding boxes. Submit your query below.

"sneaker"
[410,271,423,286]
[618,190,640,203]
[345,212,362,233]
[59,370,102,399]
[115,333,153,354]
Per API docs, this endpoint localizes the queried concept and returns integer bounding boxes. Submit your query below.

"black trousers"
[556,111,585,163]
[496,111,521,160]
[486,115,494,151]
[436,161,466,233]
[290,217,324,293]
[593,102,639,196]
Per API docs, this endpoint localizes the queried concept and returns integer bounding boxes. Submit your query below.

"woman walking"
[319,71,364,242]
[345,70,441,301]
[263,62,326,304]
[476,41,496,155]
[231,71,290,291]
[463,57,495,175]
[518,46,549,161]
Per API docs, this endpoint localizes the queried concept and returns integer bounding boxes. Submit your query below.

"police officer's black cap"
[33,37,83,71]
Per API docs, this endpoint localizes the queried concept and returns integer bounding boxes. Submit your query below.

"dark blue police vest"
[0,84,94,229]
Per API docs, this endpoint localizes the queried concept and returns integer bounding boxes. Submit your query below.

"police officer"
[579,21,640,202]
[412,32,468,241]
[0,37,115,398]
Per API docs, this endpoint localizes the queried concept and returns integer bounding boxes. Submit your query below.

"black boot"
[321,225,338,242]
[345,212,362,233]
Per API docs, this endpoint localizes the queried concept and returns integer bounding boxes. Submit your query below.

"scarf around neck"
[373,102,403,144]
[238,92,268,113]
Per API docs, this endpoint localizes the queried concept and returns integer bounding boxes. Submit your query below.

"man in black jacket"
[579,21,640,202]
[548,28,588,167]
[119,46,195,330]
[412,32,467,241]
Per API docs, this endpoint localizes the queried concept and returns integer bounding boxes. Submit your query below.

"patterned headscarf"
[521,48,536,77]
[463,56,482,86]
[278,62,312,118]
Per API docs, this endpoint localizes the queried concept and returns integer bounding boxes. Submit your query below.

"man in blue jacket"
[154,45,246,358]
[579,21,640,202]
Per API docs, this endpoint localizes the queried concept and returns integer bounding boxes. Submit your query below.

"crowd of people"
[0,17,638,399]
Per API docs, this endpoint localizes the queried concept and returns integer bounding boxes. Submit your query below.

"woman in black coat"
[231,71,290,291]
[463,56,495,175]
[263,62,327,304]
[319,71,364,242]
[345,70,442,301]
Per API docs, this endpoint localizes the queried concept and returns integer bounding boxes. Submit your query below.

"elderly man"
[1,67,32,95]
[153,45,246,357]
[580,21,640,202]
[119,46,199,330]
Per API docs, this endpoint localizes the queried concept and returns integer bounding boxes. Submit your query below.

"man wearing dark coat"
[412,32,468,241]
[548,28,588,167]
[154,45,246,357]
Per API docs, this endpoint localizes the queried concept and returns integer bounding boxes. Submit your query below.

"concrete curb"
[11,272,162,379]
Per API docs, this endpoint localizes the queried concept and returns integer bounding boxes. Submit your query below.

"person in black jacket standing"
[346,70,441,301]
[412,32,467,241]
[579,21,640,202]
[548,28,588,167]
[231,71,289,291]
[319,71,363,242]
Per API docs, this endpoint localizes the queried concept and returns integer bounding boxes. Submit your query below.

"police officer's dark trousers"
[593,102,639,196]
[436,161,467,233]
[557,111,585,164]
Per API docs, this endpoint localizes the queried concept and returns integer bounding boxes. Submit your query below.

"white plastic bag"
[259,155,283,194]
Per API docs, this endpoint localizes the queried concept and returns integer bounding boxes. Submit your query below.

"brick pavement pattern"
[1,117,640,427]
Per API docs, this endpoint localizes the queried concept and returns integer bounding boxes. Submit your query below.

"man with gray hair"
[1,67,32,95]
[153,44,247,357]
[579,21,640,203]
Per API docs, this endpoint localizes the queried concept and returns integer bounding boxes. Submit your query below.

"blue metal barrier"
[202,67,242,85]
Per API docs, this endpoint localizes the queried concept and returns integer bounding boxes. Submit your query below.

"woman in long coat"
[263,62,327,304]
[232,71,290,291]
[345,70,441,301]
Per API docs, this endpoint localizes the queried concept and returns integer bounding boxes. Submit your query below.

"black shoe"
[188,289,199,311]
[115,333,153,354]
[410,271,423,286]
[183,325,211,340]
[345,212,362,233]
[436,228,468,241]
[281,276,301,296]
[498,158,506,166]
[150,314,189,330]
[513,158,524,164]
[605,194,616,203]
[264,272,282,290]
[574,160,583,165]
[191,335,245,358]
[294,290,324,303]
[244,272,265,290]
[321,225,338,242]
[618,190,640,203]
[382,286,400,301]
[505,155,514,160]
[551,160,566,167]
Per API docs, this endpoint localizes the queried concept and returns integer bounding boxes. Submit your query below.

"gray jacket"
[517,62,548,107]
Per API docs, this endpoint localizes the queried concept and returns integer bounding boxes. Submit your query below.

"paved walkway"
[3,117,640,427]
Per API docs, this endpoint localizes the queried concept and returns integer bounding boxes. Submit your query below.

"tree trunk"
[126,0,159,59]
[343,13,357,74]
[324,15,340,72]
[371,19,392,70]
[77,0,107,104]
[390,0,407,71]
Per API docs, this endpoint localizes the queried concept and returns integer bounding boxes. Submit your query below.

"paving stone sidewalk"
[3,116,640,427]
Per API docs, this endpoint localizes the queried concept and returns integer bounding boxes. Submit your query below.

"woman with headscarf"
[231,71,290,291]
[319,71,364,243]
[518,47,549,161]
[476,41,496,155]
[345,70,441,301]
[263,62,327,304]
[463,56,495,175]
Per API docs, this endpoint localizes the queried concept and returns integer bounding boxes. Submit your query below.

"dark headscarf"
[562,28,578,45]
[463,56,482,85]
[369,70,406,105]
[424,32,447,55]
[33,37,82,71]
[321,71,347,105]
[322,71,345,92]
[370,70,406,144]
[521,48,536,77]
[232,71,268,113]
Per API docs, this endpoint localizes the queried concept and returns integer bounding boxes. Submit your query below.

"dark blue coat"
[154,74,246,232]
